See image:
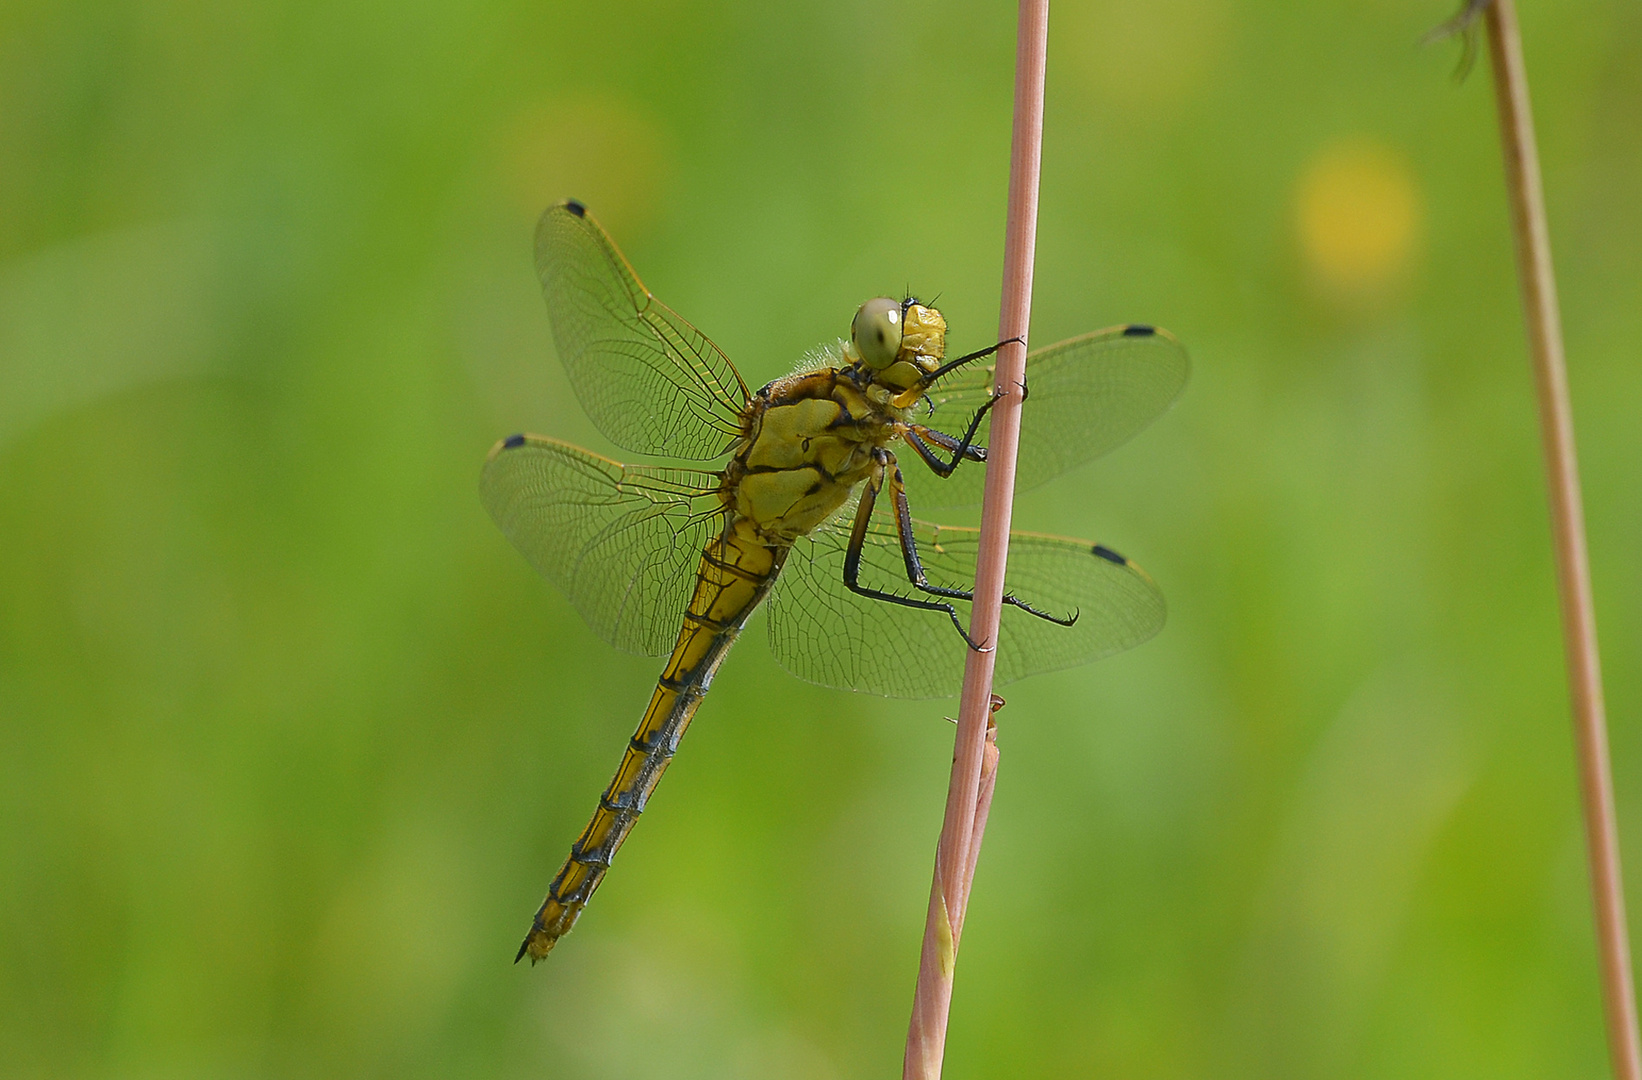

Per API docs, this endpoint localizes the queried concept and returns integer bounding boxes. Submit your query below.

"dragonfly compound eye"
[850,297,904,370]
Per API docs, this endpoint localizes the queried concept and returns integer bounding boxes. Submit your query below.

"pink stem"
[902,0,1048,1073]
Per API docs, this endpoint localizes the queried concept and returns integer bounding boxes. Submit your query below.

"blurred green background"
[3,0,1640,1076]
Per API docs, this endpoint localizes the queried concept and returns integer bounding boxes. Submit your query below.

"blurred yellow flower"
[1296,137,1423,299]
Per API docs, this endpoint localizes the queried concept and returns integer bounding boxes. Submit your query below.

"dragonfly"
[483,200,1188,963]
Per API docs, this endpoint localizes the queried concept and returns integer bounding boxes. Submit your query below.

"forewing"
[481,434,726,656]
[905,324,1189,507]
[536,202,749,459]
[766,514,1165,698]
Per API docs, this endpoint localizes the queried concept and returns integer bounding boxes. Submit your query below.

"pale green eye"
[850,297,903,370]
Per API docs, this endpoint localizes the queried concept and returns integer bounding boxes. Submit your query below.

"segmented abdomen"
[517,526,785,962]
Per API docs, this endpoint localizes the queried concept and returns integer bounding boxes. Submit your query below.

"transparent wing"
[767,514,1165,699]
[536,201,750,460]
[481,434,726,656]
[905,324,1189,508]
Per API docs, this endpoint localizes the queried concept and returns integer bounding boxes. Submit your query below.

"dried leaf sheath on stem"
[955,697,1004,942]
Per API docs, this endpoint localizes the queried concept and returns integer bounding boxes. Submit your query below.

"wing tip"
[1091,542,1164,594]
[485,432,536,464]
[562,199,587,217]
[1116,322,1184,349]
[1037,321,1185,355]
[1091,543,1128,564]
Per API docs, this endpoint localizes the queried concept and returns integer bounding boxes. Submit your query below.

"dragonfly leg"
[900,384,1001,479]
[902,426,981,477]
[917,335,1024,389]
[884,458,1079,629]
[842,451,990,651]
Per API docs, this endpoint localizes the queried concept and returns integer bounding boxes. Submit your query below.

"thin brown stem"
[1479,2,1640,1076]
[902,1,1048,1075]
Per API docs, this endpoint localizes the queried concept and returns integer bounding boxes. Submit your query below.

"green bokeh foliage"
[2,1,1640,1076]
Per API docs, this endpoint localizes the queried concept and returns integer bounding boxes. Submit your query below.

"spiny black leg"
[917,335,1025,390]
[840,451,988,651]
[903,385,1000,479]
[908,426,975,456]
[902,426,979,477]
[885,461,1078,629]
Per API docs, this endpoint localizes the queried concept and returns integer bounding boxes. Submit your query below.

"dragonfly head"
[846,297,946,394]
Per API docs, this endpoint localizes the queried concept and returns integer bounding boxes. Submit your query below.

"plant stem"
[1481,2,1640,1076]
[902,2,1048,1075]
[955,702,1003,942]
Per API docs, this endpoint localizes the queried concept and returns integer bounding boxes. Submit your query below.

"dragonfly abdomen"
[518,524,787,962]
